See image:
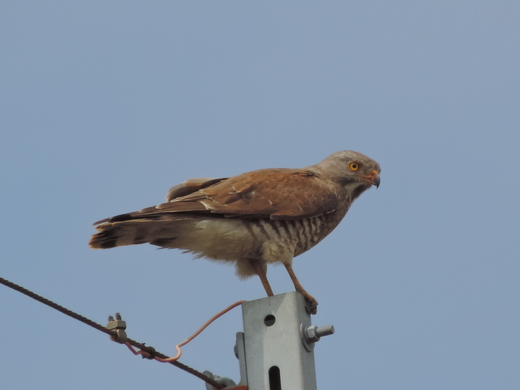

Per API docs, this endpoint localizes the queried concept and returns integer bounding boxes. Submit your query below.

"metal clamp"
[106,313,128,343]
[203,370,246,390]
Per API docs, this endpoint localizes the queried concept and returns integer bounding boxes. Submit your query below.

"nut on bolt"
[305,324,335,343]
[301,323,335,351]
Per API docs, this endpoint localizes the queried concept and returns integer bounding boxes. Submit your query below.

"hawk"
[89,150,380,313]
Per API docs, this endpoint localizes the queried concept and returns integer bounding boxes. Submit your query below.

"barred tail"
[89,219,188,249]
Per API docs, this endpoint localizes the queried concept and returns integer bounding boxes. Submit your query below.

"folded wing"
[95,168,338,224]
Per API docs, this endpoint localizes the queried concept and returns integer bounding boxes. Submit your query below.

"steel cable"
[0,276,225,389]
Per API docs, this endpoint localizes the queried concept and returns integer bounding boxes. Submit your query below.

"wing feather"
[95,168,338,224]
[166,178,226,201]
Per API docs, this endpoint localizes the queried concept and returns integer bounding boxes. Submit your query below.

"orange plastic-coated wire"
[125,300,247,363]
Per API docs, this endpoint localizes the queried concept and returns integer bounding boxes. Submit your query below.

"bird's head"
[312,150,381,199]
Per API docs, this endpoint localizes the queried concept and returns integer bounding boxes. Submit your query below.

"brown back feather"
[102,168,339,223]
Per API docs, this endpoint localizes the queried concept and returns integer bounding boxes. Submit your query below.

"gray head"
[311,150,381,198]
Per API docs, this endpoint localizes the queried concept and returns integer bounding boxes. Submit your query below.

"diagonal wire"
[0,276,225,389]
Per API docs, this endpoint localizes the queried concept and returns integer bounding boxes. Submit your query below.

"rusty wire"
[0,276,227,389]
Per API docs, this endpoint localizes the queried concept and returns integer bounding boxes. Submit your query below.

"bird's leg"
[252,261,274,297]
[284,264,318,314]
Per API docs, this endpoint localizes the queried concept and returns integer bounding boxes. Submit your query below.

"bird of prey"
[89,150,380,313]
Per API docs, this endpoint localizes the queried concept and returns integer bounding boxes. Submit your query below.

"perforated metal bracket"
[241,292,330,390]
[202,292,335,390]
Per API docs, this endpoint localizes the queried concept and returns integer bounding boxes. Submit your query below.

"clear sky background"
[1,2,519,389]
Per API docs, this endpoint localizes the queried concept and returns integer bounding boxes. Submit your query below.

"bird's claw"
[305,297,318,315]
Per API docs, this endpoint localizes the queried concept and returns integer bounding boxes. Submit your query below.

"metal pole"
[204,292,334,389]
[240,292,334,390]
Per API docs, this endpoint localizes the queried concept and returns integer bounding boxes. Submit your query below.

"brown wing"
[166,177,226,201]
[95,168,338,224]
[93,177,225,225]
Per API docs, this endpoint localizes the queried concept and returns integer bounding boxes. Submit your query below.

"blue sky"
[1,2,519,389]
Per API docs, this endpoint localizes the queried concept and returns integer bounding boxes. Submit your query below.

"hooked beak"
[364,169,380,188]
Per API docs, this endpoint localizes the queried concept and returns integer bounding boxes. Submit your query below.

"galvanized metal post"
[240,292,334,390]
[204,292,334,389]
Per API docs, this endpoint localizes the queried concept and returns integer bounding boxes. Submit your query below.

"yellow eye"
[348,161,360,171]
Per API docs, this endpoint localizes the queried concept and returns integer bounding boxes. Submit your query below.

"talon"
[306,298,318,315]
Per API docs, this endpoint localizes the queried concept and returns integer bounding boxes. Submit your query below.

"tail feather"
[89,216,253,264]
[89,219,190,249]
